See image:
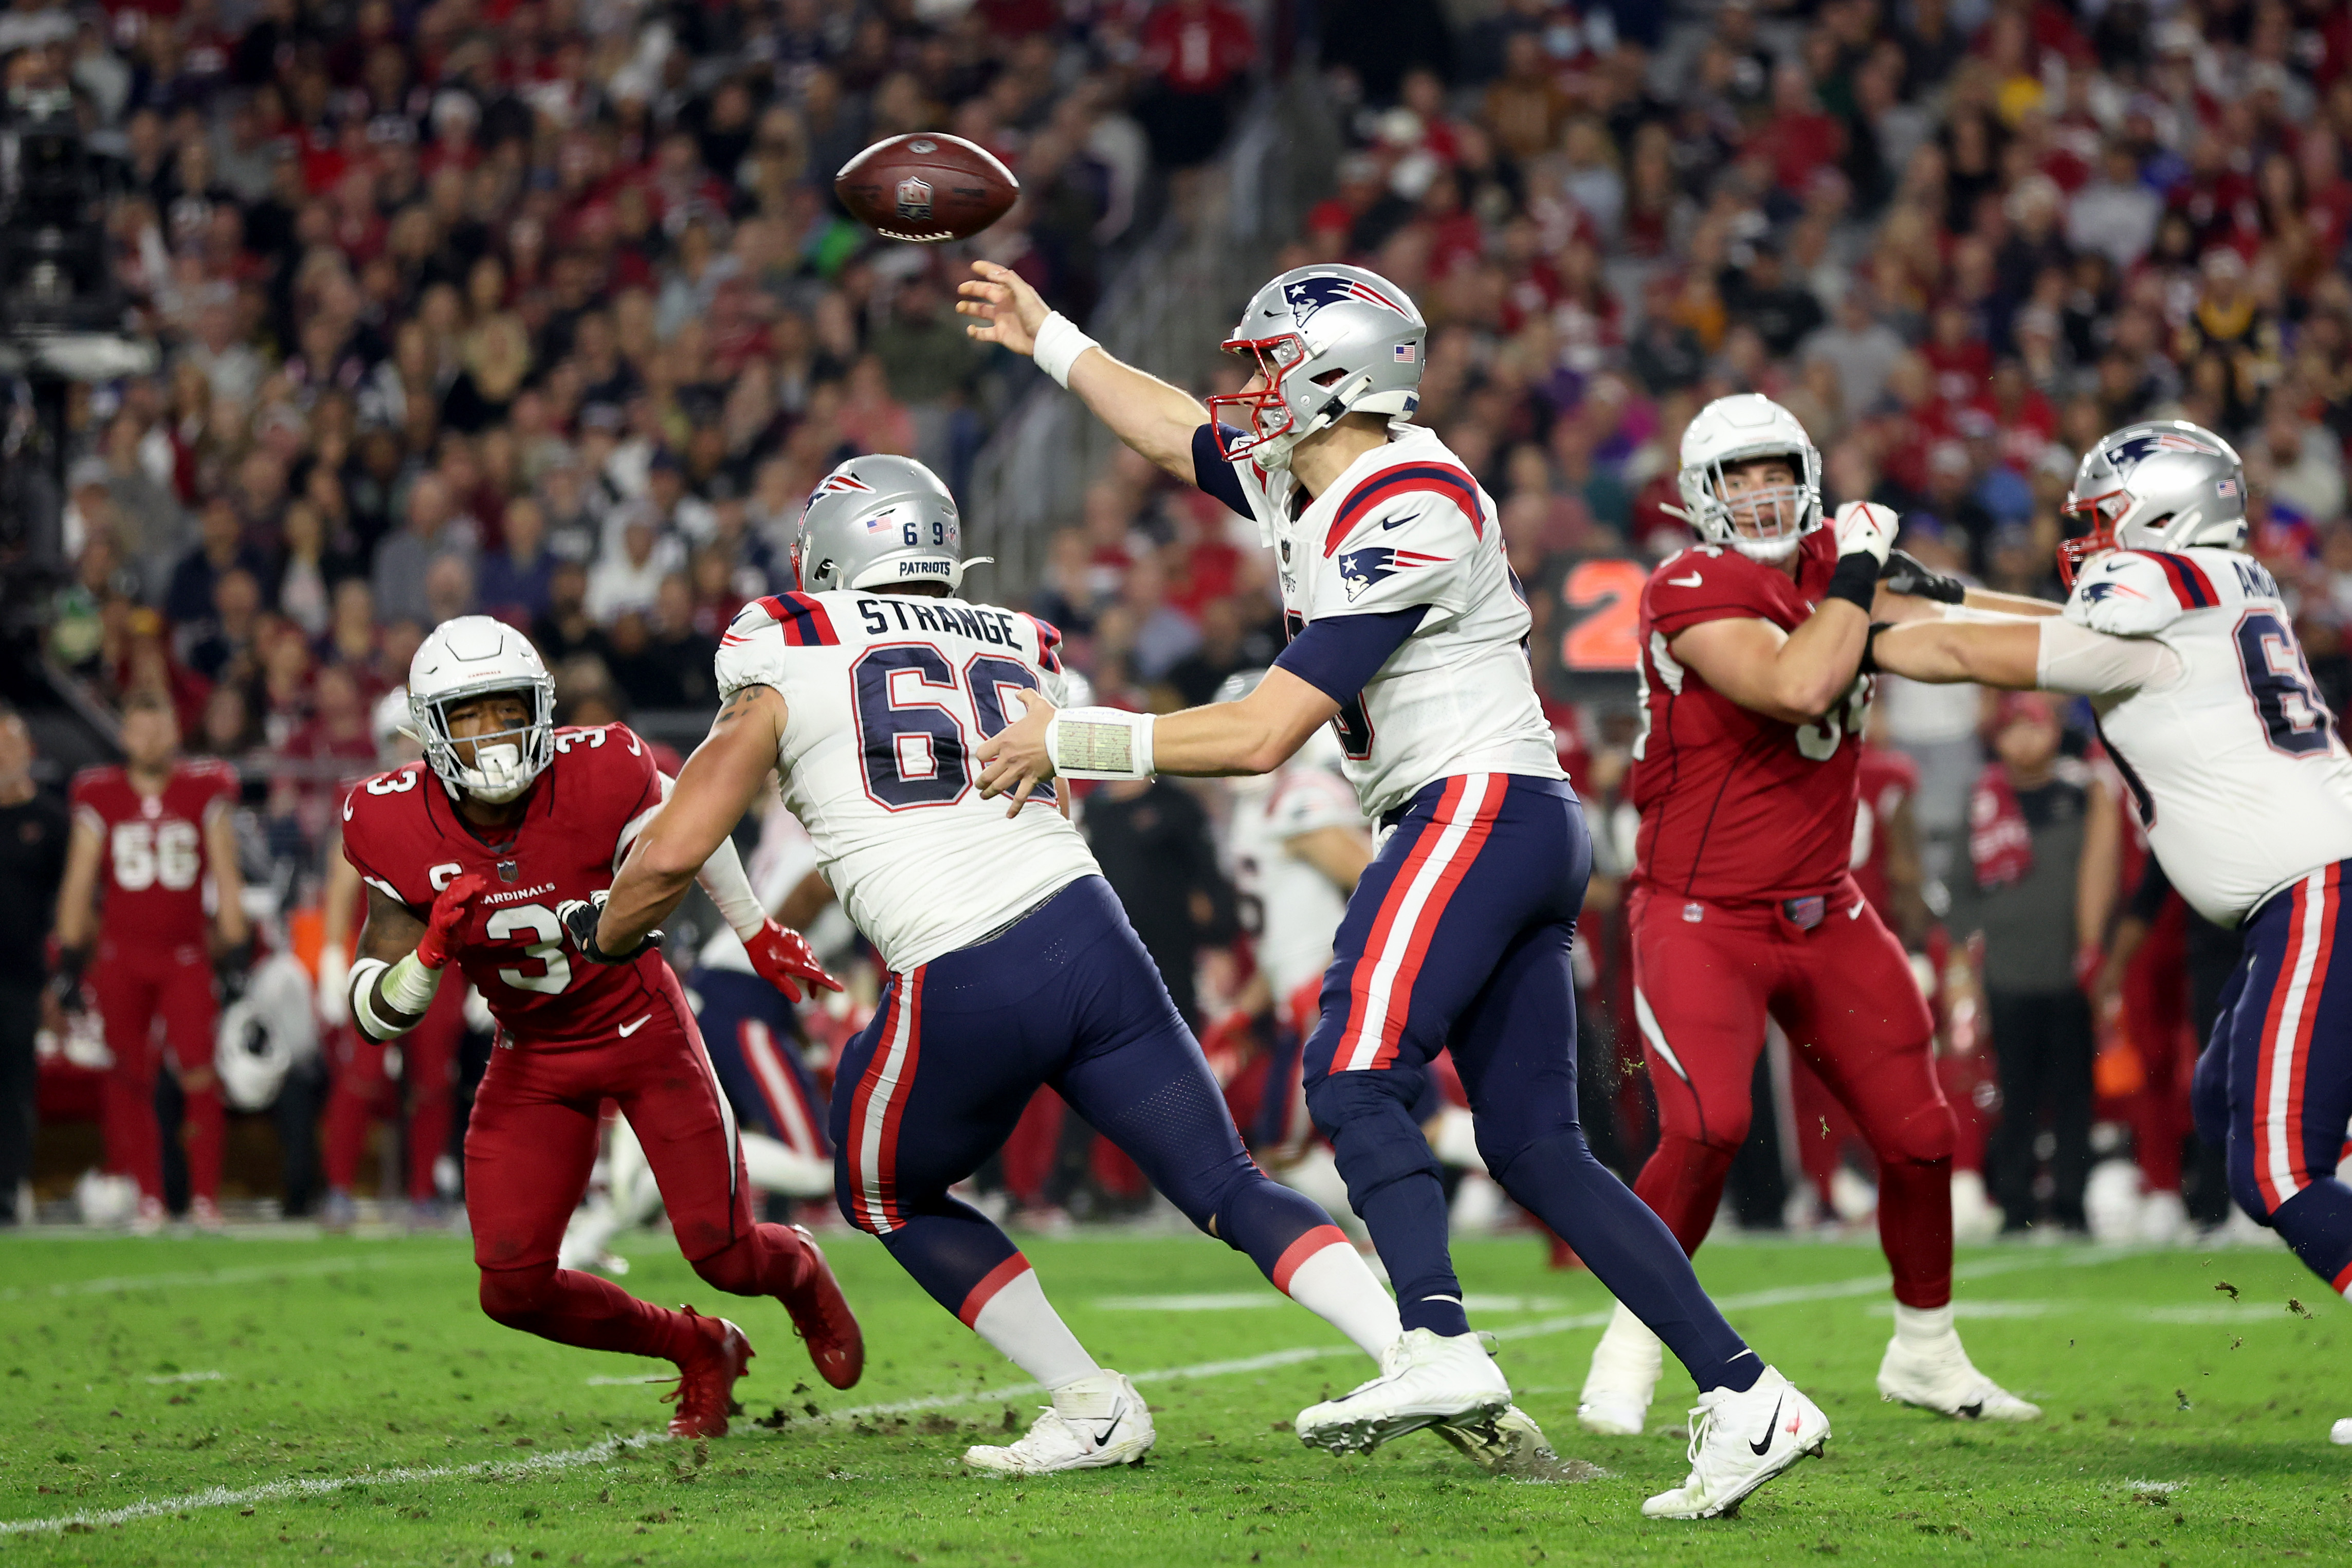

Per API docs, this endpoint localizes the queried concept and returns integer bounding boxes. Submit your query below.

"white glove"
[1833,501,1898,568]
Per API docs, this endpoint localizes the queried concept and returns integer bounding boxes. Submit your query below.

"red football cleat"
[664,1309,753,1439]
[780,1224,864,1390]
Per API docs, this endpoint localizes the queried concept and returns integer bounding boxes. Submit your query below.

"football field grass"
[1,1228,2346,1566]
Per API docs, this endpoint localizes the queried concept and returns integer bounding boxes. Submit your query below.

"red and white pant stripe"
[740,1017,827,1160]
[846,968,927,1234]
[1335,774,1504,1073]
[2254,865,2339,1213]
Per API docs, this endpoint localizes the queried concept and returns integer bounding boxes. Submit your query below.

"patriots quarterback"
[1872,420,2352,1445]
[959,258,1829,1516]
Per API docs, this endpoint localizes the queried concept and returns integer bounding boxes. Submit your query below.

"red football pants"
[2124,896,2192,1193]
[1627,881,1955,1308]
[463,967,814,1364]
[321,978,464,1200]
[89,940,220,1204]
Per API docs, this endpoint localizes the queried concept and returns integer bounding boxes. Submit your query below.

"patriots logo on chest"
[1335,545,1446,601]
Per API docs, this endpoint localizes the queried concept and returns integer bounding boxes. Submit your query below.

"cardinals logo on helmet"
[1335,545,1446,602]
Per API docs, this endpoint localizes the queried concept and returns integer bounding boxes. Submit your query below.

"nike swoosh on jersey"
[1380,512,1421,530]
[1668,572,1704,587]
[1849,898,1866,919]
[617,1014,651,1037]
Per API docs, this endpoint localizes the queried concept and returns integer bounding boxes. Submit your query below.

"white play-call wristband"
[1031,311,1099,389]
[1047,707,1156,780]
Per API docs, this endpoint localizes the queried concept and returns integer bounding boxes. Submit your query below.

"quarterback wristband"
[1824,551,1880,612]
[1046,707,1155,780]
[1031,311,1099,389]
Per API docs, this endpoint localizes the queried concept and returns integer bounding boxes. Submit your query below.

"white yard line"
[142,1370,225,1385]
[0,1433,671,1537]
[1,1245,2161,1536]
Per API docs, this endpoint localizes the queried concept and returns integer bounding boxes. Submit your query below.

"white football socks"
[969,1265,1102,1391]
[1281,1238,1404,1360]
[1596,1298,1664,1364]
[1891,1301,1958,1348]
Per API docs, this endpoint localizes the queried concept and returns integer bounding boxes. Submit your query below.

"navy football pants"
[1302,772,1757,1389]
[2195,861,2352,1296]
[831,877,1338,1326]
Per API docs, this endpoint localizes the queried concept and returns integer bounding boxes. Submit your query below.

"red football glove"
[744,918,844,1004]
[415,871,489,970]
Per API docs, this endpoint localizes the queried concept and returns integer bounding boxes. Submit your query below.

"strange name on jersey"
[714,591,1100,975]
[339,724,674,1045]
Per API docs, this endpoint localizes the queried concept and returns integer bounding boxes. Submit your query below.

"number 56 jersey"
[338,724,674,1045]
[715,592,1100,973]
[2062,548,2352,926]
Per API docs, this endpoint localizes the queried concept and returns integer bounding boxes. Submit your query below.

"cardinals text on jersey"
[339,724,677,1045]
[1629,531,1873,903]
[2059,548,2352,925]
[715,592,1101,972]
[1200,425,1562,818]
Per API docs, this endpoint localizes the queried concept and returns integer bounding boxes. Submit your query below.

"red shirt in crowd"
[1141,0,1254,95]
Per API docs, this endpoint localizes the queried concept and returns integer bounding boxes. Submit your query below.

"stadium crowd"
[5,0,2351,1245]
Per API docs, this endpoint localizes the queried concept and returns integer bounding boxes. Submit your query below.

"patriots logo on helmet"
[1335,545,1446,601]
[1283,274,1407,324]
[2108,430,2222,466]
[801,470,876,522]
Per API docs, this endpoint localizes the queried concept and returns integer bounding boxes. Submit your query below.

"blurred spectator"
[0,707,66,1228]
[1947,695,2120,1236]
[1136,0,1255,169]
[478,497,557,626]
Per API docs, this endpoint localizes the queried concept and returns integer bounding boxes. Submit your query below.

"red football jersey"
[339,724,669,1047]
[70,759,241,949]
[1850,742,1920,924]
[1628,530,1872,903]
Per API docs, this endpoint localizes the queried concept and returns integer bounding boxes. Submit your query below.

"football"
[833,133,1018,243]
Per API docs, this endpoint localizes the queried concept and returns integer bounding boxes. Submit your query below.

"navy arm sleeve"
[1191,423,1251,518]
[1272,607,1430,706]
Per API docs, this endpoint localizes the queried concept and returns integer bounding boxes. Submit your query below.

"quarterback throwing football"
[959,260,1828,1517]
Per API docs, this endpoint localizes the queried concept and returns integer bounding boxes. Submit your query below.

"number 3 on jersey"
[853,647,1056,809]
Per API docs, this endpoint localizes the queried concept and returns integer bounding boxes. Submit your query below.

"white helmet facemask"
[408,616,558,804]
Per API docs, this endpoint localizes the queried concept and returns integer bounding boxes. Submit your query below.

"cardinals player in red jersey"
[1579,394,2045,1433]
[339,617,861,1437]
[53,688,249,1232]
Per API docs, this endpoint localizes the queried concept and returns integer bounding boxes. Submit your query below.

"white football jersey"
[714,591,1100,972]
[1227,733,1365,1002]
[1216,426,1564,818]
[2058,547,2352,925]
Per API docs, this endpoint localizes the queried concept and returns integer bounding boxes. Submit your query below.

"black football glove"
[214,939,254,1004]
[1879,549,1967,604]
[48,947,88,1013]
[557,891,662,965]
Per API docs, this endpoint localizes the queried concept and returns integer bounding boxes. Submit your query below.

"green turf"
[1,1228,2346,1565]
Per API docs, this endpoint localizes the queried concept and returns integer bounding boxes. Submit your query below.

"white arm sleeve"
[697,829,768,941]
[2035,617,2185,697]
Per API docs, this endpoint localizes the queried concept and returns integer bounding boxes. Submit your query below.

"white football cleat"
[1877,1329,2041,1420]
[1578,1302,1663,1436]
[1294,1328,1510,1455]
[964,1372,1155,1474]
[1641,1366,1829,1519]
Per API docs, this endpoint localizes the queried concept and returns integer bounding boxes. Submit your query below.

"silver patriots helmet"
[1208,265,1427,471]
[2058,420,2248,587]
[794,454,990,593]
